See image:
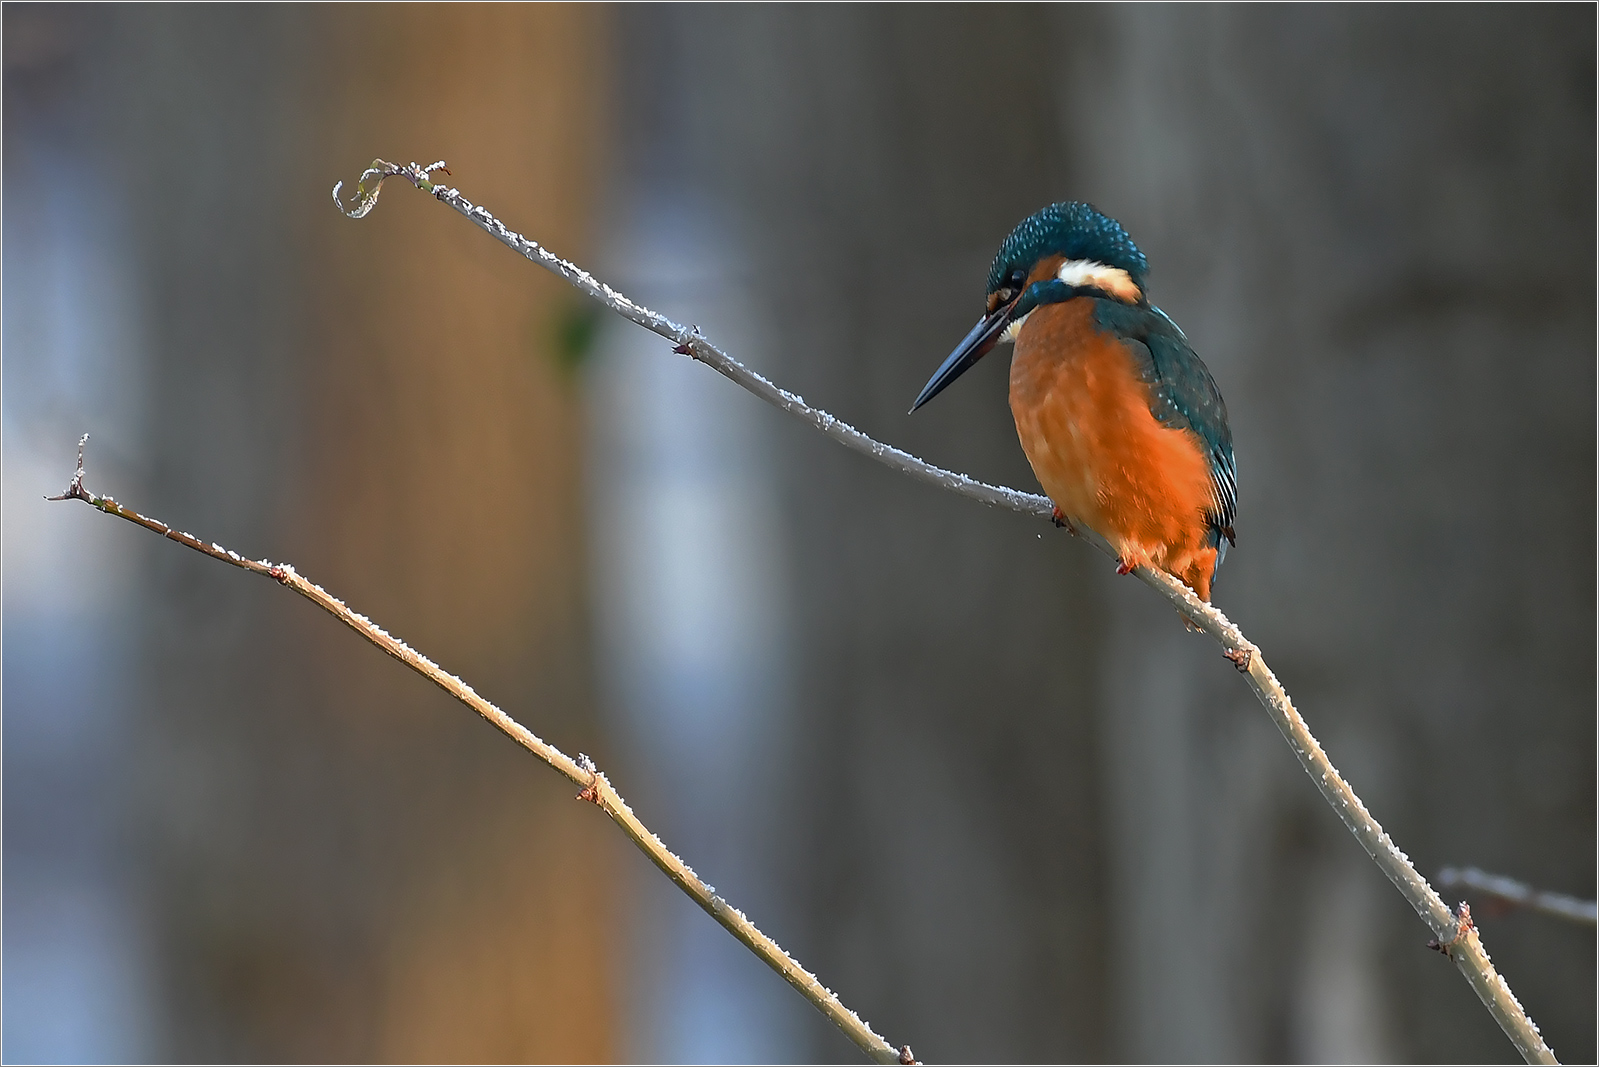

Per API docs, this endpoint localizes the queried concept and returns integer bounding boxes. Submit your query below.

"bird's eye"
[1010,269,1026,287]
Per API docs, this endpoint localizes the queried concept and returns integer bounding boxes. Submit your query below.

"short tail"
[1211,521,1236,572]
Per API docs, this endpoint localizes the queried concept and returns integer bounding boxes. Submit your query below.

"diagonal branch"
[48,434,914,1067]
[332,160,1559,1064]
[1438,867,1598,927]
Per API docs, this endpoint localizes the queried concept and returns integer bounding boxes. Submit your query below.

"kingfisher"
[911,202,1236,602]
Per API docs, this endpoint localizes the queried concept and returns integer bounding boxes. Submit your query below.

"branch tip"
[333,159,453,217]
[46,433,94,503]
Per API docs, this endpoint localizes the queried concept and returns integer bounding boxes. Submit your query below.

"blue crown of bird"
[912,202,1236,603]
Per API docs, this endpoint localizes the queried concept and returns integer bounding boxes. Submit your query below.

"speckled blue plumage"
[986,201,1149,293]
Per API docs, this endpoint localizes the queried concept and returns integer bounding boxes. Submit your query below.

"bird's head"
[910,202,1148,412]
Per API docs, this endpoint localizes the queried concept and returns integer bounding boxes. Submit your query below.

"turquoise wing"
[1094,301,1237,558]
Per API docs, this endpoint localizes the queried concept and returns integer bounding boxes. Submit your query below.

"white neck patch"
[1000,311,1030,343]
[1057,259,1141,303]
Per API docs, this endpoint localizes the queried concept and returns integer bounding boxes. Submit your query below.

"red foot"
[1049,506,1079,535]
[1115,558,1135,575]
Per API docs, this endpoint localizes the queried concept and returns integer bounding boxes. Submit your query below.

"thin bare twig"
[332,159,1559,1064]
[48,435,908,1066]
[1438,867,1597,927]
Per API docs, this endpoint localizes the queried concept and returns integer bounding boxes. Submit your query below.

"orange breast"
[1009,298,1220,599]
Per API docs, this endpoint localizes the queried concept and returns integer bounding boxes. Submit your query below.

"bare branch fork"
[48,434,913,1067]
[322,160,1557,1063]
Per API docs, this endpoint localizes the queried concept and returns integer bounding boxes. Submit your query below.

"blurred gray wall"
[612,4,1595,1063]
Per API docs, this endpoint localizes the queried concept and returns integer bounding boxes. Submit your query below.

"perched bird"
[911,202,1235,602]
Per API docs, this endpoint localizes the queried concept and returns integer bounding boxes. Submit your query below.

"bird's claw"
[1050,506,1078,535]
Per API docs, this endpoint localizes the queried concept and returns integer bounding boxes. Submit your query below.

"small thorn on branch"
[672,328,702,357]
[1428,902,1475,958]
[575,753,604,805]
[576,779,603,805]
[1223,647,1253,673]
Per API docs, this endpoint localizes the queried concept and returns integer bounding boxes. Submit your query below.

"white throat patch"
[1057,259,1141,303]
[1000,311,1031,343]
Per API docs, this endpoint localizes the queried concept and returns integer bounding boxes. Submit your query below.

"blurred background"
[4,4,1593,1063]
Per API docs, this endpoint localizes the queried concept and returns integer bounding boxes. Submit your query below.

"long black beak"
[909,298,1017,413]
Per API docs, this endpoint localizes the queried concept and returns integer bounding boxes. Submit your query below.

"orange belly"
[1009,299,1220,600]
